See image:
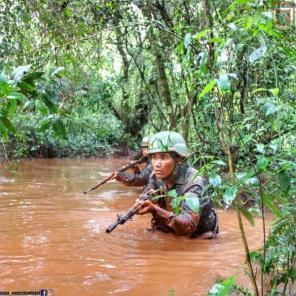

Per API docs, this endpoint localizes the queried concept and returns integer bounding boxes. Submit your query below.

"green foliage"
[0,65,68,143]
[0,0,295,294]
[254,201,296,295]
[166,189,200,215]
[209,277,254,296]
[208,277,236,296]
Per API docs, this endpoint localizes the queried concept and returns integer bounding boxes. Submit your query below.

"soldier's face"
[151,152,176,179]
[142,147,149,157]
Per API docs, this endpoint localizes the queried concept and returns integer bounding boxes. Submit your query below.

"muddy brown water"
[0,158,271,295]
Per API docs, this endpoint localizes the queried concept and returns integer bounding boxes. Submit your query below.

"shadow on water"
[0,158,269,295]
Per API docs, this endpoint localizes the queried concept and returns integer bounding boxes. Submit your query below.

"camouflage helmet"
[141,135,150,148]
[148,131,190,157]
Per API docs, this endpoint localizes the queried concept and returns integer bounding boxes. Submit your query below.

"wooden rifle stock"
[83,155,147,194]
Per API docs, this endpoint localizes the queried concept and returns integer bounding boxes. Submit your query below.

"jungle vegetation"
[0,0,295,295]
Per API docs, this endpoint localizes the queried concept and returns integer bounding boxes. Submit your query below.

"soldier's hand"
[131,165,141,174]
[114,172,128,182]
[136,200,156,215]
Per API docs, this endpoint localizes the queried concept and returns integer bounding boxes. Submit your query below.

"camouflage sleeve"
[118,162,153,187]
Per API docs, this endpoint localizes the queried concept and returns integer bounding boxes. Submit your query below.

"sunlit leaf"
[256,143,265,154]
[212,160,227,166]
[239,207,254,226]
[223,186,238,206]
[269,88,279,97]
[185,196,200,214]
[209,174,222,188]
[244,177,259,186]
[208,277,236,296]
[217,74,230,91]
[228,22,237,30]
[167,189,178,199]
[262,11,273,19]
[262,102,278,116]
[12,65,31,82]
[236,172,247,180]
[184,33,191,48]
[249,46,267,63]
[50,67,64,78]
[199,79,216,99]
[7,92,26,100]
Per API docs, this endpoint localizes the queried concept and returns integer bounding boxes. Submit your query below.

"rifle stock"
[83,156,147,194]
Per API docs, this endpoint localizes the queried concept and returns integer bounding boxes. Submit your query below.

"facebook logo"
[40,290,47,296]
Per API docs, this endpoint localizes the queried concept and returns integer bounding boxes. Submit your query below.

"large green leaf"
[209,174,222,188]
[256,156,269,172]
[249,45,267,63]
[223,186,238,206]
[167,189,178,199]
[199,79,216,99]
[185,196,200,214]
[208,277,236,296]
[238,207,254,226]
[17,81,35,94]
[5,99,17,116]
[0,80,10,96]
[0,116,16,133]
[23,71,44,81]
[7,91,26,100]
[262,102,278,116]
[278,170,291,195]
[262,194,282,218]
[41,93,58,113]
[217,74,230,91]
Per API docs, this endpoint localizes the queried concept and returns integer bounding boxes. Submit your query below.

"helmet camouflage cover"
[148,131,190,157]
[141,135,150,148]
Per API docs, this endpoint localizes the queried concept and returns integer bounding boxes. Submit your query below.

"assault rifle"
[84,155,147,194]
[105,192,152,233]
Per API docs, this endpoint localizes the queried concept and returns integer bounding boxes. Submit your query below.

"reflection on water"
[0,158,270,295]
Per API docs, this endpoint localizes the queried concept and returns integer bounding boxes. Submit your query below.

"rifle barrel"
[105,193,151,233]
[83,173,115,194]
[106,220,121,233]
[83,155,147,194]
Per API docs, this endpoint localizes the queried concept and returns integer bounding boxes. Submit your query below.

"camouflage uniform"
[145,163,218,238]
[117,159,153,187]
[116,135,152,187]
